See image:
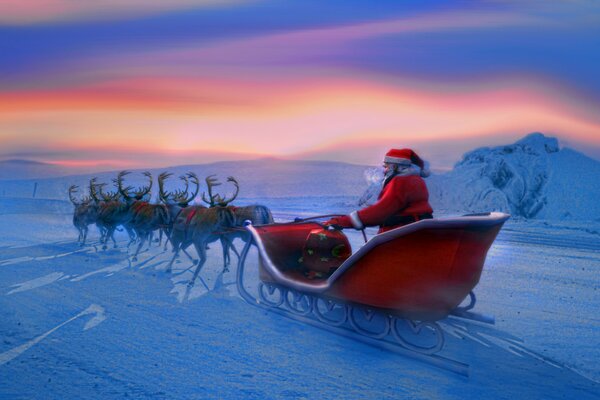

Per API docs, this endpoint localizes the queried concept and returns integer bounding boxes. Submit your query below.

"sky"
[1,0,599,171]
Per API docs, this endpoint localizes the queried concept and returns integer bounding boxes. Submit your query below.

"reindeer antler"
[117,171,133,200]
[170,174,187,203]
[133,171,153,200]
[215,176,239,207]
[201,175,239,207]
[185,172,200,204]
[98,179,119,202]
[89,178,100,202]
[201,174,221,207]
[158,172,173,203]
[176,172,199,207]
[68,185,80,206]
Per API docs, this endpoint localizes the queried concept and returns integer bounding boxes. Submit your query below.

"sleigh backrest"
[328,212,510,319]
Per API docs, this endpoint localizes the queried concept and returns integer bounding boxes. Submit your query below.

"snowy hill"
[0,159,72,181]
[0,159,367,213]
[428,133,600,220]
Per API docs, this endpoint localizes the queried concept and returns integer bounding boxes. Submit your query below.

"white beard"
[358,165,420,207]
[358,167,384,207]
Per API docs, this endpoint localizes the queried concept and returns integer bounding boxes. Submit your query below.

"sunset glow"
[1,1,599,170]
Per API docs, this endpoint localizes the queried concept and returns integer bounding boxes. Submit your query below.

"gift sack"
[300,228,352,274]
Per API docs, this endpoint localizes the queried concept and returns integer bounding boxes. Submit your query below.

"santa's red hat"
[384,148,430,177]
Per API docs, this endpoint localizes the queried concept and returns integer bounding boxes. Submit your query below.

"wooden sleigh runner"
[235,212,510,376]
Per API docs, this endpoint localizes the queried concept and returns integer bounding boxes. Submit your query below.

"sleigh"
[235,212,509,376]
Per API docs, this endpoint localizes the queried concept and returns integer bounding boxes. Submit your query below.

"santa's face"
[383,163,396,177]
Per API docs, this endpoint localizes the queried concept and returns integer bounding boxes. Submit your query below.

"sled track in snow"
[497,229,600,252]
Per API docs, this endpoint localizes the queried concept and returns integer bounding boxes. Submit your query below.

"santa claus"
[326,148,433,233]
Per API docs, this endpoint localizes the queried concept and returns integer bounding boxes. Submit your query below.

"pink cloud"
[1,73,599,169]
[0,0,246,25]
[124,10,547,69]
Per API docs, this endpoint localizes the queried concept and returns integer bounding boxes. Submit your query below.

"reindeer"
[200,175,274,268]
[68,184,98,246]
[199,175,244,270]
[166,175,238,288]
[88,178,110,242]
[114,171,167,261]
[93,172,147,249]
[158,172,200,250]
[223,203,274,265]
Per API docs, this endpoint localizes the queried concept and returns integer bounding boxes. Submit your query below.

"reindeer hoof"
[102,245,108,250]
[132,257,138,262]
[187,281,194,288]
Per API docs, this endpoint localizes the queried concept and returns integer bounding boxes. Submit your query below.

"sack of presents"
[299,228,352,279]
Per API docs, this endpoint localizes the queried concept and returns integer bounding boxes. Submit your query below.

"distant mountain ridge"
[1,133,599,220]
[0,158,369,205]
[0,159,71,181]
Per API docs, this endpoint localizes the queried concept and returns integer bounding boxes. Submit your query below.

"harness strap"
[185,208,198,226]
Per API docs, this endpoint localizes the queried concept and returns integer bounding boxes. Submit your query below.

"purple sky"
[1,0,599,171]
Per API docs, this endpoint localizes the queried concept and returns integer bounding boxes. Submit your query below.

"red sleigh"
[235,212,509,375]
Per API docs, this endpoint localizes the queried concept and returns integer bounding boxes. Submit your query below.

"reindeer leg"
[163,229,172,251]
[188,243,207,288]
[166,246,180,273]
[97,225,104,243]
[181,247,197,264]
[147,231,153,250]
[220,236,231,273]
[111,228,118,248]
[132,234,146,262]
[102,227,112,250]
[229,241,240,263]
[126,227,137,248]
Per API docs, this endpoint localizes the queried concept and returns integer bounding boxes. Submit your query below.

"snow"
[0,134,599,399]
[428,133,600,220]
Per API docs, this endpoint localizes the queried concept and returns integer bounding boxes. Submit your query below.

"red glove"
[324,216,351,229]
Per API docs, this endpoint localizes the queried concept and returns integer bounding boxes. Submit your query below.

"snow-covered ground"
[0,196,598,399]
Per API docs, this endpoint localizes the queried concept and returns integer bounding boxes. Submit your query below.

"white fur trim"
[395,165,420,177]
[383,156,412,165]
[349,211,364,230]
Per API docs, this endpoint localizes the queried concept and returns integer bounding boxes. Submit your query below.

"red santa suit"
[328,148,433,233]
